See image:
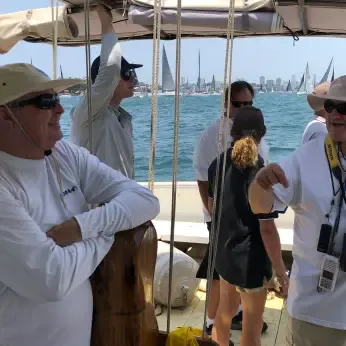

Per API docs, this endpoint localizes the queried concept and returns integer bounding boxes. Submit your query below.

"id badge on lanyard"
[318,254,339,292]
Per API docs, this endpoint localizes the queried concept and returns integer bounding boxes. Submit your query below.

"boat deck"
[156,289,288,346]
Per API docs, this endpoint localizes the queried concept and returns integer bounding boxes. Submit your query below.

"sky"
[1,0,345,84]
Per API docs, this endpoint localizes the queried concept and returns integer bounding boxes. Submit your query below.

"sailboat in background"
[258,84,265,93]
[297,62,314,95]
[196,50,201,93]
[318,57,334,85]
[193,50,208,95]
[161,44,176,96]
[210,74,220,94]
[286,80,293,93]
[59,65,72,97]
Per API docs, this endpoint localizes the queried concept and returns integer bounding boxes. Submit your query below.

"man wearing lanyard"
[249,76,346,345]
[69,4,142,179]
[302,82,330,144]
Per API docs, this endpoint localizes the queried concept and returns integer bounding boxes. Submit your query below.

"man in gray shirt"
[69,5,142,179]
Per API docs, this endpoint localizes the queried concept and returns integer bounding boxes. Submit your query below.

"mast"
[331,59,335,82]
[197,50,201,92]
[304,63,309,91]
[60,65,64,79]
[211,74,215,91]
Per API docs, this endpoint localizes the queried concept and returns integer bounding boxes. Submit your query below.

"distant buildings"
[266,79,274,91]
[275,78,282,90]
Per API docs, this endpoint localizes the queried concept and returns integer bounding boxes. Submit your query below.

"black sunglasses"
[16,94,60,109]
[121,69,137,81]
[324,100,346,115]
[231,100,253,108]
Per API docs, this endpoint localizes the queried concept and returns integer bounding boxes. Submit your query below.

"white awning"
[1,0,346,53]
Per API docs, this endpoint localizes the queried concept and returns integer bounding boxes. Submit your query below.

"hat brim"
[125,64,143,70]
[2,78,83,105]
[310,93,346,104]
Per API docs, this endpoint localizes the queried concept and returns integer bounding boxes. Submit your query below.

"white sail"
[297,63,313,95]
[161,44,175,92]
[305,63,314,92]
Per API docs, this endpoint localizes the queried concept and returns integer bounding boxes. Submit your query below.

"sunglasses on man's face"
[324,100,346,115]
[16,94,60,109]
[121,69,137,81]
[231,100,253,108]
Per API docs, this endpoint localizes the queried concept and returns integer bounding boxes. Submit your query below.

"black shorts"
[195,222,220,280]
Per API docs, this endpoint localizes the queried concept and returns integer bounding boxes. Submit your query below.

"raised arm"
[0,185,114,302]
[70,5,121,127]
[71,144,160,239]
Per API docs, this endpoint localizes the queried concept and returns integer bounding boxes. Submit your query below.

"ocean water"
[60,93,313,181]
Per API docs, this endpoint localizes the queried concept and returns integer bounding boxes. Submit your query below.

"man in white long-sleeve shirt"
[0,62,160,346]
[70,5,142,179]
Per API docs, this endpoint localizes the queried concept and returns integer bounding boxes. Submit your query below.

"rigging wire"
[83,0,93,156]
[202,0,236,337]
[148,0,162,192]
[166,0,182,333]
[50,0,59,79]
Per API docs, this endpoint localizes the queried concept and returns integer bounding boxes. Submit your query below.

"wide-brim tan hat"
[307,76,346,110]
[307,82,331,111]
[0,63,83,105]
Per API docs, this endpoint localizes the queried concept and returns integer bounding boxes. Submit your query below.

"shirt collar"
[316,116,326,123]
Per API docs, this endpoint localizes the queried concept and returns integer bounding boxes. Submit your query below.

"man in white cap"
[249,75,346,345]
[0,63,160,346]
[302,82,330,144]
[70,4,142,179]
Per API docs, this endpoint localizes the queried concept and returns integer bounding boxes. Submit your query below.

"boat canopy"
[1,0,346,53]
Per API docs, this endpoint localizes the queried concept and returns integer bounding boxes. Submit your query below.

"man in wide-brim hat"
[0,62,159,346]
[249,75,346,345]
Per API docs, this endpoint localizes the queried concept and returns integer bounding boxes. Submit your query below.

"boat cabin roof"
[1,0,346,53]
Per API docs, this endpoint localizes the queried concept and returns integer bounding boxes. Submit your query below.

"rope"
[50,0,59,79]
[166,0,182,333]
[83,0,93,155]
[202,0,236,336]
[147,0,162,192]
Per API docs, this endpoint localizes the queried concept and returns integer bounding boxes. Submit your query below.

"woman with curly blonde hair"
[209,106,286,346]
